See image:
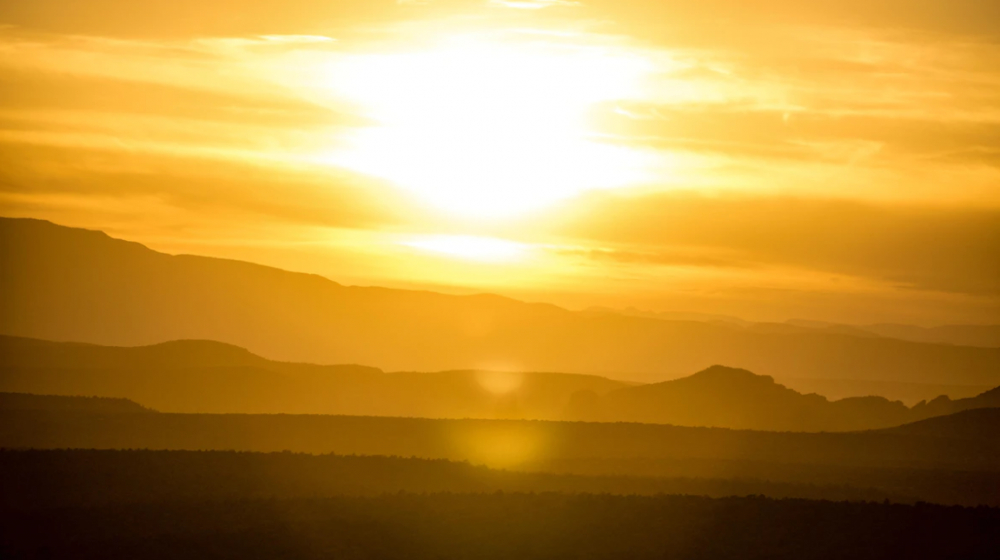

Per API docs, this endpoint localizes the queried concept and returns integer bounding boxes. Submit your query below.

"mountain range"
[586,307,1000,348]
[2,218,999,398]
[3,334,997,431]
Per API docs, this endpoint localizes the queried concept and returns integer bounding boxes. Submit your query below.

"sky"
[1,0,998,325]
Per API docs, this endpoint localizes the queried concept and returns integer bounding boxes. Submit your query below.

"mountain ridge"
[3,334,998,431]
[572,364,1000,431]
[3,217,999,389]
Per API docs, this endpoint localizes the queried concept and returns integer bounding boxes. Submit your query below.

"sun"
[323,35,652,218]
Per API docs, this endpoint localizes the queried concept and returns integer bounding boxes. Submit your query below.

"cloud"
[2,0,998,325]
[554,246,757,270]
[552,192,1000,296]
[0,141,408,232]
[0,1,409,39]
[490,0,579,10]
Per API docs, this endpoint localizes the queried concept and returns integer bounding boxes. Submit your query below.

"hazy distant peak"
[613,365,791,399]
[139,339,263,365]
[689,365,770,382]
[668,365,784,391]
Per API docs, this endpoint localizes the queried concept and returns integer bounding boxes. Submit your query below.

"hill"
[0,392,152,414]
[879,407,1000,440]
[3,407,999,472]
[0,335,626,419]
[2,218,999,388]
[571,366,1000,431]
[2,408,998,507]
[569,366,916,431]
[4,336,998,430]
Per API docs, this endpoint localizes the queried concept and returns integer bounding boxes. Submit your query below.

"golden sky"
[1,0,998,324]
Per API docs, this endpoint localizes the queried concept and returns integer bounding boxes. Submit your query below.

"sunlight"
[401,234,529,262]
[324,35,653,218]
[453,424,548,468]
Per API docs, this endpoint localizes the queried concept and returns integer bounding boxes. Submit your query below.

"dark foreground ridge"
[0,392,152,414]
[3,407,999,506]
[2,492,997,560]
[0,449,921,508]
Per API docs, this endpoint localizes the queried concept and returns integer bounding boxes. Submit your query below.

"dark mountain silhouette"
[572,365,1000,431]
[0,335,626,418]
[3,218,999,389]
[776,377,991,406]
[0,334,267,369]
[5,336,998,430]
[880,407,1000,440]
[625,367,1000,429]
[0,392,152,413]
[570,365,915,431]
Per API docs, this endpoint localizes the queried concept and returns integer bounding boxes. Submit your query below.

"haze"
[1,0,998,325]
[3,3,1000,558]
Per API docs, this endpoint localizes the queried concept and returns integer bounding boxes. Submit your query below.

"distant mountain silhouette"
[3,217,999,389]
[784,319,1000,348]
[4,335,999,430]
[909,386,1000,425]
[0,335,626,418]
[567,365,1000,431]
[595,308,1000,348]
[776,377,991,406]
[0,392,152,413]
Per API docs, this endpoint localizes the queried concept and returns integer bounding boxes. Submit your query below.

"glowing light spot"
[453,424,547,468]
[476,370,524,396]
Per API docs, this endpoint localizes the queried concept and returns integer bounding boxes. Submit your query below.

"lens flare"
[476,370,525,396]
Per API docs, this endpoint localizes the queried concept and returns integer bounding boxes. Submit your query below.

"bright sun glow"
[324,35,653,218]
[401,234,529,262]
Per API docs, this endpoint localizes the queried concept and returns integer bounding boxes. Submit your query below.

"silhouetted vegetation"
[5,407,999,469]
[2,492,997,560]
[0,449,926,509]
[3,408,998,506]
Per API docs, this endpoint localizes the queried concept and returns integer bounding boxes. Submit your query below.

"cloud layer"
[1,0,997,324]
